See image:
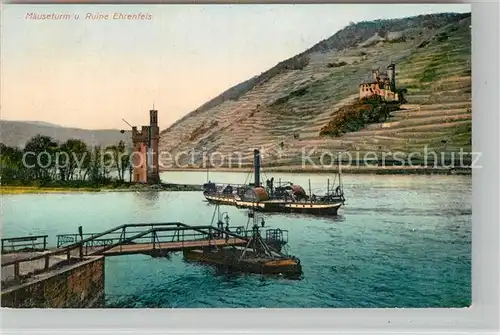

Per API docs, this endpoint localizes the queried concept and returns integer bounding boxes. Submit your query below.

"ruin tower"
[387,63,396,92]
[148,109,161,184]
[132,126,148,183]
[131,108,161,184]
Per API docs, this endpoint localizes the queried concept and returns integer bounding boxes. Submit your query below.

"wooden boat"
[203,149,345,216]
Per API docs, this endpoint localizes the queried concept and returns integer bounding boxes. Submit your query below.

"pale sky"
[1,4,470,130]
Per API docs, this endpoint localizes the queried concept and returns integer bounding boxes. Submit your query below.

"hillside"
[0,120,132,149]
[159,12,471,169]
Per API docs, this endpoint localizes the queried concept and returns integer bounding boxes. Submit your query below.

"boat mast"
[339,151,345,193]
[206,150,210,181]
[308,179,312,199]
[339,166,343,194]
[331,174,337,196]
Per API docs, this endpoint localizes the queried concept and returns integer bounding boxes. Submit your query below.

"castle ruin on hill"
[359,63,406,103]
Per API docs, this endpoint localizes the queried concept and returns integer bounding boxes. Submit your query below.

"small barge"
[184,210,302,278]
[203,149,345,216]
[183,248,301,276]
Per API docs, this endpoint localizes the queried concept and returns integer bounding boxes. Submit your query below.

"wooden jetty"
[2,213,297,284]
[1,223,250,284]
[55,223,254,258]
[1,207,302,308]
[87,238,247,256]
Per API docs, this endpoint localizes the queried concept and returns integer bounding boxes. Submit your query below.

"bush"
[378,29,388,39]
[420,67,438,83]
[326,61,348,68]
[385,36,407,44]
[319,96,401,137]
[417,39,430,48]
[270,86,309,106]
[436,32,449,42]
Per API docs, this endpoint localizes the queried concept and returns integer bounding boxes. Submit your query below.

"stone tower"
[148,109,160,184]
[131,109,161,184]
[387,63,396,92]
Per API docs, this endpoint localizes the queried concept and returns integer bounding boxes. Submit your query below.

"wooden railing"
[1,235,48,254]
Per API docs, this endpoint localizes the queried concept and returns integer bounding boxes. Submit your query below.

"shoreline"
[0,184,201,195]
[0,186,102,195]
[0,166,470,195]
[161,166,472,175]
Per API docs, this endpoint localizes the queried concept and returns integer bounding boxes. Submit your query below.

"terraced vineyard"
[159,12,471,170]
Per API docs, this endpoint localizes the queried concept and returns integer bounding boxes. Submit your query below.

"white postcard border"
[1,1,498,334]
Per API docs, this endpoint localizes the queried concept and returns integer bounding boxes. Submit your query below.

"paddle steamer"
[203,149,345,215]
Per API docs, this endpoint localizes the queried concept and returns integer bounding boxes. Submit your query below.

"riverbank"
[161,165,472,175]
[0,183,202,195]
[0,186,101,195]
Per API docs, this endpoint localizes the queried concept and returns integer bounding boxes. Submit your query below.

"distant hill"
[160,12,471,168]
[19,121,65,128]
[0,120,132,149]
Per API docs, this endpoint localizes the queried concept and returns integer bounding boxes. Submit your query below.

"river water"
[1,172,471,308]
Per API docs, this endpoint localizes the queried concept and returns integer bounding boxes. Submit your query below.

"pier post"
[44,254,50,270]
[78,226,83,260]
[14,262,19,280]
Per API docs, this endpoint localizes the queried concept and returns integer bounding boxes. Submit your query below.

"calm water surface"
[1,172,471,308]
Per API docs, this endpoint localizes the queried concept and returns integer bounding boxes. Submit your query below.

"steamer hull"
[203,193,343,215]
[235,200,343,216]
[204,193,237,205]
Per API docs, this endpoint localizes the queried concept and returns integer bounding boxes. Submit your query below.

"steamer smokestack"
[253,149,261,187]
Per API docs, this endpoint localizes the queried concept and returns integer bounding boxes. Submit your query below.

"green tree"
[106,140,129,182]
[23,135,59,181]
[59,139,88,181]
[0,143,26,184]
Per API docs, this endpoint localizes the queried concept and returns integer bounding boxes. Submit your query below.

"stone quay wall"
[1,256,104,308]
